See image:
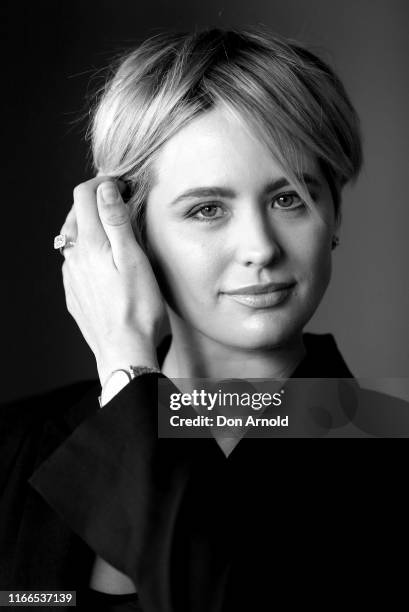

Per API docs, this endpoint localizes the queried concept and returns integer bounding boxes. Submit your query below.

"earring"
[331,235,340,250]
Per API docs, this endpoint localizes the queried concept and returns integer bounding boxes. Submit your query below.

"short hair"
[89,27,363,246]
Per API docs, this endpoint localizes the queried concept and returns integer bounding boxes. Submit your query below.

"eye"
[190,203,225,222]
[272,192,305,210]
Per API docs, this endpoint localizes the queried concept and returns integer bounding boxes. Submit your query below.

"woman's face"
[145,105,337,350]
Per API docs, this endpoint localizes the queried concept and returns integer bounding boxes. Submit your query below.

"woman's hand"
[60,176,166,384]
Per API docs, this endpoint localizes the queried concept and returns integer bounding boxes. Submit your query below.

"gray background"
[3,0,408,402]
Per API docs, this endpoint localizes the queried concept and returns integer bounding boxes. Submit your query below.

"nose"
[233,208,282,267]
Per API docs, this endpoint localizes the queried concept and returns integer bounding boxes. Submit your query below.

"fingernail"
[100,181,118,203]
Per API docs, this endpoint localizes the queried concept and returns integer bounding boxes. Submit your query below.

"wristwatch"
[98,365,161,408]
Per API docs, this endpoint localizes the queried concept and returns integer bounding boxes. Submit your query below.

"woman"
[2,26,408,611]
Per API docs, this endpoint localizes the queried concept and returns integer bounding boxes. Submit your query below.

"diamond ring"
[54,234,77,255]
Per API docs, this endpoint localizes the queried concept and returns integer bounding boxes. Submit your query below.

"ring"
[54,234,77,255]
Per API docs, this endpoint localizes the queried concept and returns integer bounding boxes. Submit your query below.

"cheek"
[309,245,332,294]
[289,222,332,288]
[146,229,223,305]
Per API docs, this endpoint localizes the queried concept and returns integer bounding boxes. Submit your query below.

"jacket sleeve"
[28,373,231,612]
[0,380,100,590]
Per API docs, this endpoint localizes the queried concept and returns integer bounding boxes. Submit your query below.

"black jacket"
[1,333,409,610]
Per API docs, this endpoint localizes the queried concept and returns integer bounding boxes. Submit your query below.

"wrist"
[98,357,160,388]
[98,365,161,407]
[96,335,159,386]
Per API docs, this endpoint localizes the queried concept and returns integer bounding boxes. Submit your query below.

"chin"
[210,313,306,351]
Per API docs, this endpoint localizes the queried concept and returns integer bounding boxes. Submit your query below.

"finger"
[73,176,128,247]
[58,206,78,258]
[61,261,74,313]
[61,262,93,348]
[60,205,78,240]
[96,180,141,268]
[73,177,106,245]
[73,175,113,246]
[96,169,128,197]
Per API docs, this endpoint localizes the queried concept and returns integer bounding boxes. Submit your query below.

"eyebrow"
[169,173,323,206]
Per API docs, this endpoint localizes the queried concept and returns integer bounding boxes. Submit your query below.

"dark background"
[3,0,409,403]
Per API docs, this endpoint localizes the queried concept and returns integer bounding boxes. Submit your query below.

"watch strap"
[98,365,161,408]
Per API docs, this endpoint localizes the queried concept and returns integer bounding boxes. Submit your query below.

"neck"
[160,318,306,381]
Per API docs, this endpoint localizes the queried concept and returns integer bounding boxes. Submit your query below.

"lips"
[222,282,296,309]
[223,281,295,295]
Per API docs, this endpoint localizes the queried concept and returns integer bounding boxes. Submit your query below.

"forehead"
[149,106,319,195]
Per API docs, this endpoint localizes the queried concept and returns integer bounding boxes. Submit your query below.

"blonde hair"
[89,27,363,246]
